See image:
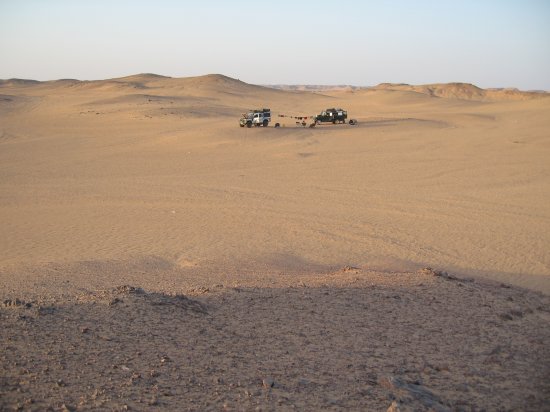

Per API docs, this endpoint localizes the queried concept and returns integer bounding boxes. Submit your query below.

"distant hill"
[371,82,548,101]
[268,82,548,101]
[0,73,290,97]
[2,75,547,102]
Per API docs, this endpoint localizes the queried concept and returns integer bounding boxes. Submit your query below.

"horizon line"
[1,73,548,93]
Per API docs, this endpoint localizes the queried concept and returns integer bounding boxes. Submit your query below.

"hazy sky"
[1,0,549,89]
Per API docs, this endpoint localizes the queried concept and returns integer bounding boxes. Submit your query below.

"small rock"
[379,376,450,412]
[37,306,56,315]
[3,298,26,308]
[191,286,210,294]
[510,309,523,318]
[115,285,144,295]
[262,377,275,388]
[500,312,514,321]
[109,297,122,306]
[488,345,502,355]
[387,400,402,412]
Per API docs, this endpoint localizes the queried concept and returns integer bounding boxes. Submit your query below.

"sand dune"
[1,73,549,409]
[372,82,548,101]
[270,82,549,101]
[1,74,549,292]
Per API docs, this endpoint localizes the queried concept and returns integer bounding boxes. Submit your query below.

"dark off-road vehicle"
[315,108,347,124]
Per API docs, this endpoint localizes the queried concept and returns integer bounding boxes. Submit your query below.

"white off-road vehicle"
[239,108,271,127]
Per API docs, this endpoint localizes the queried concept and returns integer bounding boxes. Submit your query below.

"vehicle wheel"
[263,119,268,127]
[247,122,252,128]
[240,124,245,127]
[332,120,336,124]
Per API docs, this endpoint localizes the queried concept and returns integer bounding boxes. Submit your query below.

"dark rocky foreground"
[1,269,549,411]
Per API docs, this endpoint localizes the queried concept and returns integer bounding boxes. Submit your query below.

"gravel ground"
[1,268,549,411]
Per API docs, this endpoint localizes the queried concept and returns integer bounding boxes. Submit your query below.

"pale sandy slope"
[1,74,549,293]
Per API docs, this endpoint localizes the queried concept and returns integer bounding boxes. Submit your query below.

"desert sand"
[1,74,549,410]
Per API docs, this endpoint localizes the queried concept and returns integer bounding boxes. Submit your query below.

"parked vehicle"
[314,108,347,124]
[239,108,271,127]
